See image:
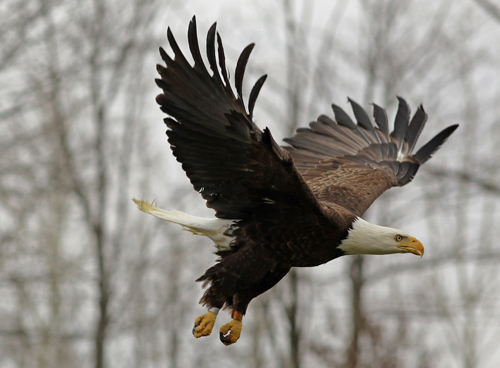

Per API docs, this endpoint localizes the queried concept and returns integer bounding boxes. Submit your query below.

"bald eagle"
[134,17,457,346]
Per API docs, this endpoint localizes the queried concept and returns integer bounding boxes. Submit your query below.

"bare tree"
[0,0,193,367]
[2,1,500,367]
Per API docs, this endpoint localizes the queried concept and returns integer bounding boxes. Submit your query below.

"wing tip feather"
[414,124,459,164]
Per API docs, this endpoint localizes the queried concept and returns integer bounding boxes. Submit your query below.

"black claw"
[192,322,198,336]
[220,331,232,345]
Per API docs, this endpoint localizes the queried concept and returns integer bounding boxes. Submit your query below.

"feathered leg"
[196,246,291,345]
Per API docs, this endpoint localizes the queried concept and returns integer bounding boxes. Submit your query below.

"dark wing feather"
[187,20,209,76]
[156,17,325,223]
[216,32,230,87]
[372,103,390,140]
[248,74,267,117]
[404,104,427,155]
[235,43,255,103]
[284,99,458,216]
[348,98,380,143]
[414,124,458,164]
[390,96,411,147]
[206,23,223,85]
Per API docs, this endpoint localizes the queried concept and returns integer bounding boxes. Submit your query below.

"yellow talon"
[219,311,243,346]
[193,311,217,338]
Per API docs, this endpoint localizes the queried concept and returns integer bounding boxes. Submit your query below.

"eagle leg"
[219,310,243,346]
[192,308,219,338]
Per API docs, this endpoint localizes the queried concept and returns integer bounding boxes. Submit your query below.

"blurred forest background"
[2,0,500,367]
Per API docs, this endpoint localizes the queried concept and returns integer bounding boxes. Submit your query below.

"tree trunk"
[345,255,365,368]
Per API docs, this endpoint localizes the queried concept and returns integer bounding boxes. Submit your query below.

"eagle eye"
[395,235,403,242]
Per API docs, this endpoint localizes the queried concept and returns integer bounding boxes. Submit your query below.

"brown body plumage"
[139,17,457,345]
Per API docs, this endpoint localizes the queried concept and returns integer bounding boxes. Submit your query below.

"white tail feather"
[133,199,236,250]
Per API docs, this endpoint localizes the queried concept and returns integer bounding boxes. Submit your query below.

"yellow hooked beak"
[397,236,424,257]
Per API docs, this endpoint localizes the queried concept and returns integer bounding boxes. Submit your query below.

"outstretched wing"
[155,17,324,222]
[284,98,458,216]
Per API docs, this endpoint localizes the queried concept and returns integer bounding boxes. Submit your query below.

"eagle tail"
[132,199,236,250]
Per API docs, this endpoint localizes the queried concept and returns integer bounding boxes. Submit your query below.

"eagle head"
[338,218,424,257]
